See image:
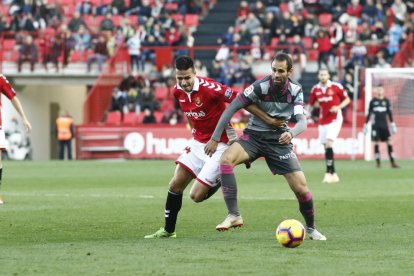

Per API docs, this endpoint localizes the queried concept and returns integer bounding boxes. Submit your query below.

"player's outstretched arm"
[204,97,244,157]
[11,97,32,132]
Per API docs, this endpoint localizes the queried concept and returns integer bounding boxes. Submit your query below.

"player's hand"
[279,132,293,144]
[391,122,397,134]
[267,117,285,129]
[330,106,340,113]
[23,119,32,132]
[204,139,219,157]
[363,124,368,135]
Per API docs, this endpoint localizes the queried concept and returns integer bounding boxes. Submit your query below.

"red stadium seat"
[279,3,289,14]
[171,14,184,23]
[2,39,15,51]
[123,112,138,125]
[302,37,313,49]
[307,49,319,61]
[165,2,178,12]
[184,14,199,27]
[154,111,164,123]
[106,111,122,125]
[71,50,84,62]
[154,85,169,101]
[319,13,332,26]
[160,99,175,112]
[270,37,279,47]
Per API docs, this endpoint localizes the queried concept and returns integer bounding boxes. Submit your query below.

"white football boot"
[306,227,327,240]
[216,215,244,231]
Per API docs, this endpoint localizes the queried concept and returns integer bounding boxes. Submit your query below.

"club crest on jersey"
[195,97,203,107]
[382,101,386,106]
[244,85,254,97]
[224,87,233,99]
[287,93,292,103]
[328,89,333,95]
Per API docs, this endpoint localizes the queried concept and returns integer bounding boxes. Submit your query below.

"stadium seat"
[154,86,169,101]
[184,14,199,27]
[2,39,15,51]
[71,50,84,62]
[307,49,319,61]
[165,2,178,12]
[160,99,175,112]
[106,111,122,125]
[270,37,279,47]
[319,13,332,26]
[154,111,164,123]
[302,37,313,49]
[171,14,184,23]
[112,15,123,27]
[123,112,138,125]
[279,3,289,14]
[0,5,9,16]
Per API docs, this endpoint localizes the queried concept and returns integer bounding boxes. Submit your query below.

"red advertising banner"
[76,125,412,160]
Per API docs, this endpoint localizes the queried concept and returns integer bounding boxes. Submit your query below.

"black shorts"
[371,127,390,142]
[236,129,302,175]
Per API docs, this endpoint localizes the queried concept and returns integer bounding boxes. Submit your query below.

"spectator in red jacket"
[314,29,332,71]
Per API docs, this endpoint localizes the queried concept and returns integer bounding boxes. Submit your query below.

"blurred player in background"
[205,52,327,240]
[144,56,282,238]
[307,69,350,184]
[0,75,32,204]
[364,85,399,168]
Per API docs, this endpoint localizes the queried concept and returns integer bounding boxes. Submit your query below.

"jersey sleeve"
[308,87,316,105]
[335,83,348,101]
[386,98,394,122]
[365,100,373,123]
[0,75,17,100]
[203,78,238,103]
[293,86,304,115]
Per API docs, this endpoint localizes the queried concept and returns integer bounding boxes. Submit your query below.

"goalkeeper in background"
[364,85,399,168]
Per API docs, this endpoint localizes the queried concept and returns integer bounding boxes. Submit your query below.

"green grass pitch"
[1,160,413,275]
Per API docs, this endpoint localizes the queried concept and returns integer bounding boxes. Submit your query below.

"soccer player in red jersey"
[308,69,350,183]
[145,56,282,238]
[0,75,32,204]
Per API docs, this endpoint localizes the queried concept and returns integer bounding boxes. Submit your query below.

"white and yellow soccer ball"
[276,219,306,248]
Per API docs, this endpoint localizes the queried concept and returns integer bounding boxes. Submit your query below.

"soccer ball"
[276,219,306,248]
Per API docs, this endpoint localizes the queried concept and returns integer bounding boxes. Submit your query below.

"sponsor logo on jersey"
[184,110,206,119]
[195,97,203,107]
[179,99,186,102]
[224,87,233,99]
[244,85,254,97]
[318,96,333,102]
[373,106,387,112]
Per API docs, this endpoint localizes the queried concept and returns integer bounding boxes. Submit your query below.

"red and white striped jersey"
[172,76,237,143]
[309,80,348,125]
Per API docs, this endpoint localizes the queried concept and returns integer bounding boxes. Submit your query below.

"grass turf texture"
[1,160,413,275]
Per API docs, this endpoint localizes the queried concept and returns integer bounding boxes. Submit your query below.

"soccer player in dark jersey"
[0,75,32,204]
[144,56,283,238]
[307,69,350,184]
[364,85,399,168]
[205,52,327,240]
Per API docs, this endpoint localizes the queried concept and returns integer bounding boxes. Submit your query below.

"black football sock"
[219,164,240,216]
[204,181,221,200]
[325,147,334,174]
[387,145,395,163]
[164,190,183,233]
[0,167,3,190]
[374,145,380,166]
[297,192,314,228]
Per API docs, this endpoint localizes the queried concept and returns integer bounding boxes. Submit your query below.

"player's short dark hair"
[273,52,293,71]
[175,56,194,71]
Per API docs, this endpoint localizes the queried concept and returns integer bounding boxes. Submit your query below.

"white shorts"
[176,139,228,187]
[0,129,6,149]
[318,113,343,144]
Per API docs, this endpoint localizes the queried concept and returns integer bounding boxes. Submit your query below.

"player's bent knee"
[189,190,204,203]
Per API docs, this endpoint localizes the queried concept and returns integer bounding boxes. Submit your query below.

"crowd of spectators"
[0,0,210,73]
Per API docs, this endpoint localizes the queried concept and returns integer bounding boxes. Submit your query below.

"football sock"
[374,145,380,166]
[204,181,221,200]
[387,145,395,163]
[0,167,2,190]
[297,192,314,228]
[164,190,183,233]
[325,147,334,173]
[219,164,240,216]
